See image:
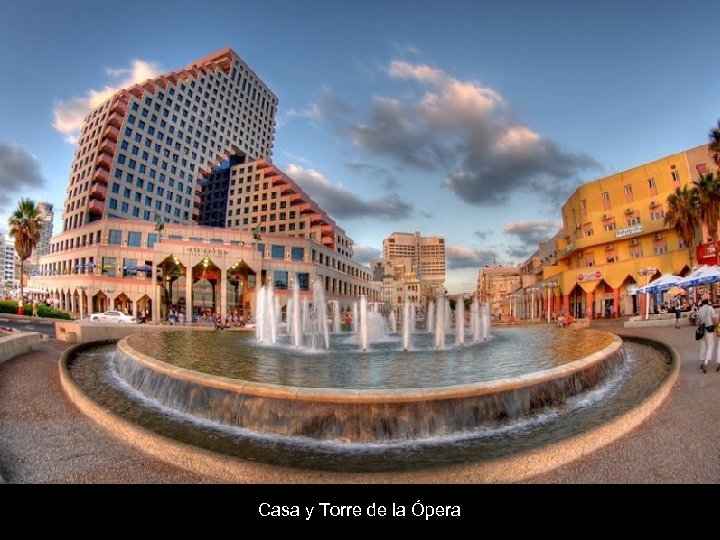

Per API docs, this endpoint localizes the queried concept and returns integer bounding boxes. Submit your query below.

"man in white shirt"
[698,293,719,373]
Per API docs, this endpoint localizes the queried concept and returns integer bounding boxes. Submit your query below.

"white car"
[90,310,137,324]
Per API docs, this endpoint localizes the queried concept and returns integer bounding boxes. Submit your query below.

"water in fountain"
[456,297,465,346]
[351,302,358,334]
[427,300,435,333]
[444,296,452,335]
[302,297,310,335]
[360,296,369,351]
[255,284,279,344]
[410,304,416,334]
[333,300,341,333]
[402,299,412,351]
[388,310,397,333]
[292,280,301,347]
[471,298,481,343]
[435,295,446,349]
[311,277,330,350]
[481,302,490,340]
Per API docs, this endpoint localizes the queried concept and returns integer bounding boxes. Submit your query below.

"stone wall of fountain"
[113,333,625,443]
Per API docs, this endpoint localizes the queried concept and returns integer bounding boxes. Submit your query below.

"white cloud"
[286,164,412,221]
[348,60,600,206]
[52,59,162,143]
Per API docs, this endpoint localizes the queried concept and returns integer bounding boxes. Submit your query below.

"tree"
[664,185,698,267]
[8,198,42,306]
[709,118,720,168]
[694,171,720,264]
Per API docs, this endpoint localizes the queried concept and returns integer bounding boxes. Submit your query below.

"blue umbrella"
[676,266,720,288]
[636,274,682,294]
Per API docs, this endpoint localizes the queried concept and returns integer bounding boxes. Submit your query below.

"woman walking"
[697,293,719,373]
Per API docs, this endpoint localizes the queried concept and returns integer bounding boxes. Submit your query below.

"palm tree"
[8,198,42,307]
[664,185,698,267]
[709,119,720,168]
[694,172,720,264]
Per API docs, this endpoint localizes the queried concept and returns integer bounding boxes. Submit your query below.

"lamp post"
[638,266,656,320]
[543,280,559,323]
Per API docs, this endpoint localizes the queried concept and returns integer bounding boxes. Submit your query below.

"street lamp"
[638,266,656,320]
[542,280,559,323]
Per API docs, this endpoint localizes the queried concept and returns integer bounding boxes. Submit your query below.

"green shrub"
[0,300,72,320]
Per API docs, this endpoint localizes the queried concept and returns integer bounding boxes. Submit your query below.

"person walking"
[674,295,682,329]
[697,293,719,373]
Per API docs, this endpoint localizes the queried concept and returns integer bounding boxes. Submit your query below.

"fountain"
[388,310,397,334]
[59,282,675,475]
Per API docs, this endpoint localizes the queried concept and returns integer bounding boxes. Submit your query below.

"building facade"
[30,201,54,268]
[476,266,521,318]
[512,144,715,320]
[1,235,16,289]
[30,48,378,321]
[62,48,277,232]
[382,232,445,295]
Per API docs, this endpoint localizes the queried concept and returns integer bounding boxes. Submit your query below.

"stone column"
[563,294,570,317]
[613,287,620,318]
[586,291,593,319]
[219,267,228,320]
[152,262,160,323]
[185,272,193,324]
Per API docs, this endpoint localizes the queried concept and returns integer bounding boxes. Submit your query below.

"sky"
[1,0,718,293]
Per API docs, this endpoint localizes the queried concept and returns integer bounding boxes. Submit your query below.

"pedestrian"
[673,295,682,329]
[697,293,719,373]
[32,299,38,317]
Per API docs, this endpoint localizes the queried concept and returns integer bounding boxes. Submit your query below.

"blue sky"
[1,0,718,293]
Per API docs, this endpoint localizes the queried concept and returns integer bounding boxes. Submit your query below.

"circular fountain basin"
[111,328,622,443]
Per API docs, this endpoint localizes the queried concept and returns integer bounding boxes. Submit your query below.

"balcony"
[92,168,109,184]
[89,183,107,201]
[110,99,127,116]
[99,139,116,155]
[102,125,119,141]
[107,112,123,128]
[88,199,104,215]
[96,152,112,170]
[194,195,202,206]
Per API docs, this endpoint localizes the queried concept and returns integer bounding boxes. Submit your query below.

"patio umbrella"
[666,286,687,296]
[636,274,682,294]
[676,266,720,288]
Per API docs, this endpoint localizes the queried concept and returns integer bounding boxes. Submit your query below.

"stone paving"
[0,319,716,483]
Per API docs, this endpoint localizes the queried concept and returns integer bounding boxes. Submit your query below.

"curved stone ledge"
[107,334,624,442]
[58,336,679,483]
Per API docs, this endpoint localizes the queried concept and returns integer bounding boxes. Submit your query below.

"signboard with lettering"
[697,241,718,265]
[577,270,603,282]
[615,225,643,238]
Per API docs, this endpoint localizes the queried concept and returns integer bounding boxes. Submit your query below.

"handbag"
[696,324,706,340]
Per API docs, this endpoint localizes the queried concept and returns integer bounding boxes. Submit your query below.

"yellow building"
[534,144,713,319]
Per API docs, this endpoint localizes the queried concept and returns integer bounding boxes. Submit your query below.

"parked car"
[90,310,137,324]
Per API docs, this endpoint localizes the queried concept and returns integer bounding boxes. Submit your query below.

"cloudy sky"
[1,0,718,293]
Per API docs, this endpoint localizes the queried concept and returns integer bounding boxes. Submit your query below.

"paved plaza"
[0,318,718,483]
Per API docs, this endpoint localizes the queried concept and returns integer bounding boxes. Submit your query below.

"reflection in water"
[128,327,613,389]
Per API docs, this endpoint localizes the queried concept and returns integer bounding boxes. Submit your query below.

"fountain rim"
[117,332,623,404]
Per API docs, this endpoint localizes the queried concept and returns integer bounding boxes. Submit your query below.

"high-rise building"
[223,158,354,258]
[382,231,445,290]
[30,201,54,267]
[30,49,378,323]
[62,48,278,232]
[0,235,16,288]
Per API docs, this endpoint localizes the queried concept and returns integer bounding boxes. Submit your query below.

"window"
[627,216,641,226]
[273,271,288,289]
[671,169,680,183]
[296,272,310,291]
[291,247,304,261]
[147,233,157,248]
[108,230,122,245]
[584,228,594,237]
[102,257,116,277]
[127,231,141,247]
[647,177,657,193]
[624,184,634,203]
[271,245,285,259]
[580,199,587,216]
[650,210,665,220]
[603,222,616,232]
